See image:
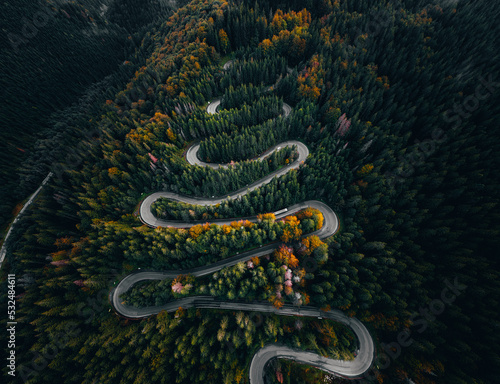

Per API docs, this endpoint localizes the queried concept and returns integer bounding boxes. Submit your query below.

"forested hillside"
[0,0,180,234]
[1,0,499,383]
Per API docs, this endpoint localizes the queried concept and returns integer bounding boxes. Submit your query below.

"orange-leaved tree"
[274,245,299,268]
[280,215,302,242]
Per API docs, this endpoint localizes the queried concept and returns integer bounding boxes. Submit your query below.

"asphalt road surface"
[141,139,309,227]
[0,172,53,268]
[207,96,291,117]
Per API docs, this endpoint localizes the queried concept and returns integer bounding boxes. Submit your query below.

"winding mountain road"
[141,139,308,227]
[111,294,374,381]
[222,59,293,75]
[209,62,291,117]
[112,98,375,382]
[206,97,291,117]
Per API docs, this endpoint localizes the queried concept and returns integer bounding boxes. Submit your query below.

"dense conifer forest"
[1,0,499,383]
[0,0,181,232]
